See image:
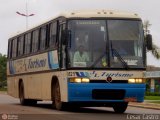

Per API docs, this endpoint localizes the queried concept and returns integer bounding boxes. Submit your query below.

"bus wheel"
[54,82,66,110]
[113,102,128,113]
[29,100,37,106]
[19,82,28,105]
[19,82,37,106]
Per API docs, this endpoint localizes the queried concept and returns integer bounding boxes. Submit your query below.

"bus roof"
[9,10,140,39]
[61,10,140,19]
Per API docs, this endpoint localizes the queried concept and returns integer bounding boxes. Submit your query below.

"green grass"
[150,101,160,104]
[145,96,160,100]
[145,91,160,96]
[147,101,160,104]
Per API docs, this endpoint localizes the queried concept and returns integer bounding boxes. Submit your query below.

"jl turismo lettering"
[28,58,46,69]
[91,71,133,78]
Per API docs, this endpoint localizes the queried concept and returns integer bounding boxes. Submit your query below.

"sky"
[0,0,160,67]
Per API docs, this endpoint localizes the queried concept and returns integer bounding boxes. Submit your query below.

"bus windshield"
[67,19,144,69]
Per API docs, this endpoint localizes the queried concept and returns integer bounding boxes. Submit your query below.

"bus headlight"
[70,78,90,83]
[82,78,90,83]
[128,79,135,83]
[128,78,145,83]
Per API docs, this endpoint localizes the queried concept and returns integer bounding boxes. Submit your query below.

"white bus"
[7,10,152,113]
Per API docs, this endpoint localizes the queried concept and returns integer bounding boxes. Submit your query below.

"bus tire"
[19,82,37,106]
[19,82,28,105]
[27,99,37,106]
[113,102,128,113]
[54,82,66,110]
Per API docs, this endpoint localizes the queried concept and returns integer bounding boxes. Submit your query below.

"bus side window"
[49,22,57,49]
[12,38,17,58]
[24,33,32,54]
[8,40,12,59]
[17,36,24,56]
[32,29,40,53]
[40,26,47,50]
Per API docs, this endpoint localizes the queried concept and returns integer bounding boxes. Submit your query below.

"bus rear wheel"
[113,102,128,113]
[19,82,28,105]
[54,82,66,110]
[19,82,37,106]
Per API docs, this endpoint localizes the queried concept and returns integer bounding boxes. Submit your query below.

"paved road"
[0,93,160,120]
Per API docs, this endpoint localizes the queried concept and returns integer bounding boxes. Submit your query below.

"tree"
[0,53,7,87]
[143,20,160,59]
[152,44,160,59]
[143,20,151,36]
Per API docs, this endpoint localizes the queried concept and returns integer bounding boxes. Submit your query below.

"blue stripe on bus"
[9,61,15,74]
[75,72,90,77]
[79,72,85,77]
[75,72,80,77]
[48,51,59,69]
[84,72,90,77]
[48,52,52,69]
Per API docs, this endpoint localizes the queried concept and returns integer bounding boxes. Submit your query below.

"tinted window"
[32,29,39,52]
[108,20,140,41]
[12,38,17,58]
[40,26,47,50]
[8,40,12,59]
[49,22,57,48]
[24,33,32,54]
[17,36,24,56]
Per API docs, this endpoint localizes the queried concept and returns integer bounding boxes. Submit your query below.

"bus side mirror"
[146,34,152,50]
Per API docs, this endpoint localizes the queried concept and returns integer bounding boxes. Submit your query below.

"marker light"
[128,78,144,83]
[70,78,90,83]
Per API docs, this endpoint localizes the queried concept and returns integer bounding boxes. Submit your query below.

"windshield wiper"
[111,48,129,69]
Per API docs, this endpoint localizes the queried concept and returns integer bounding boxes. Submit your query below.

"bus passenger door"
[58,23,66,69]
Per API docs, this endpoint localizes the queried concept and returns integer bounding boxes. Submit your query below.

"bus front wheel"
[113,102,128,113]
[54,82,66,110]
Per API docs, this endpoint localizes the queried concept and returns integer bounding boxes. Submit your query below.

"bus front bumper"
[68,83,145,102]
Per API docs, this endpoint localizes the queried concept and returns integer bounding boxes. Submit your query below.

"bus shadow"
[15,102,116,114]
